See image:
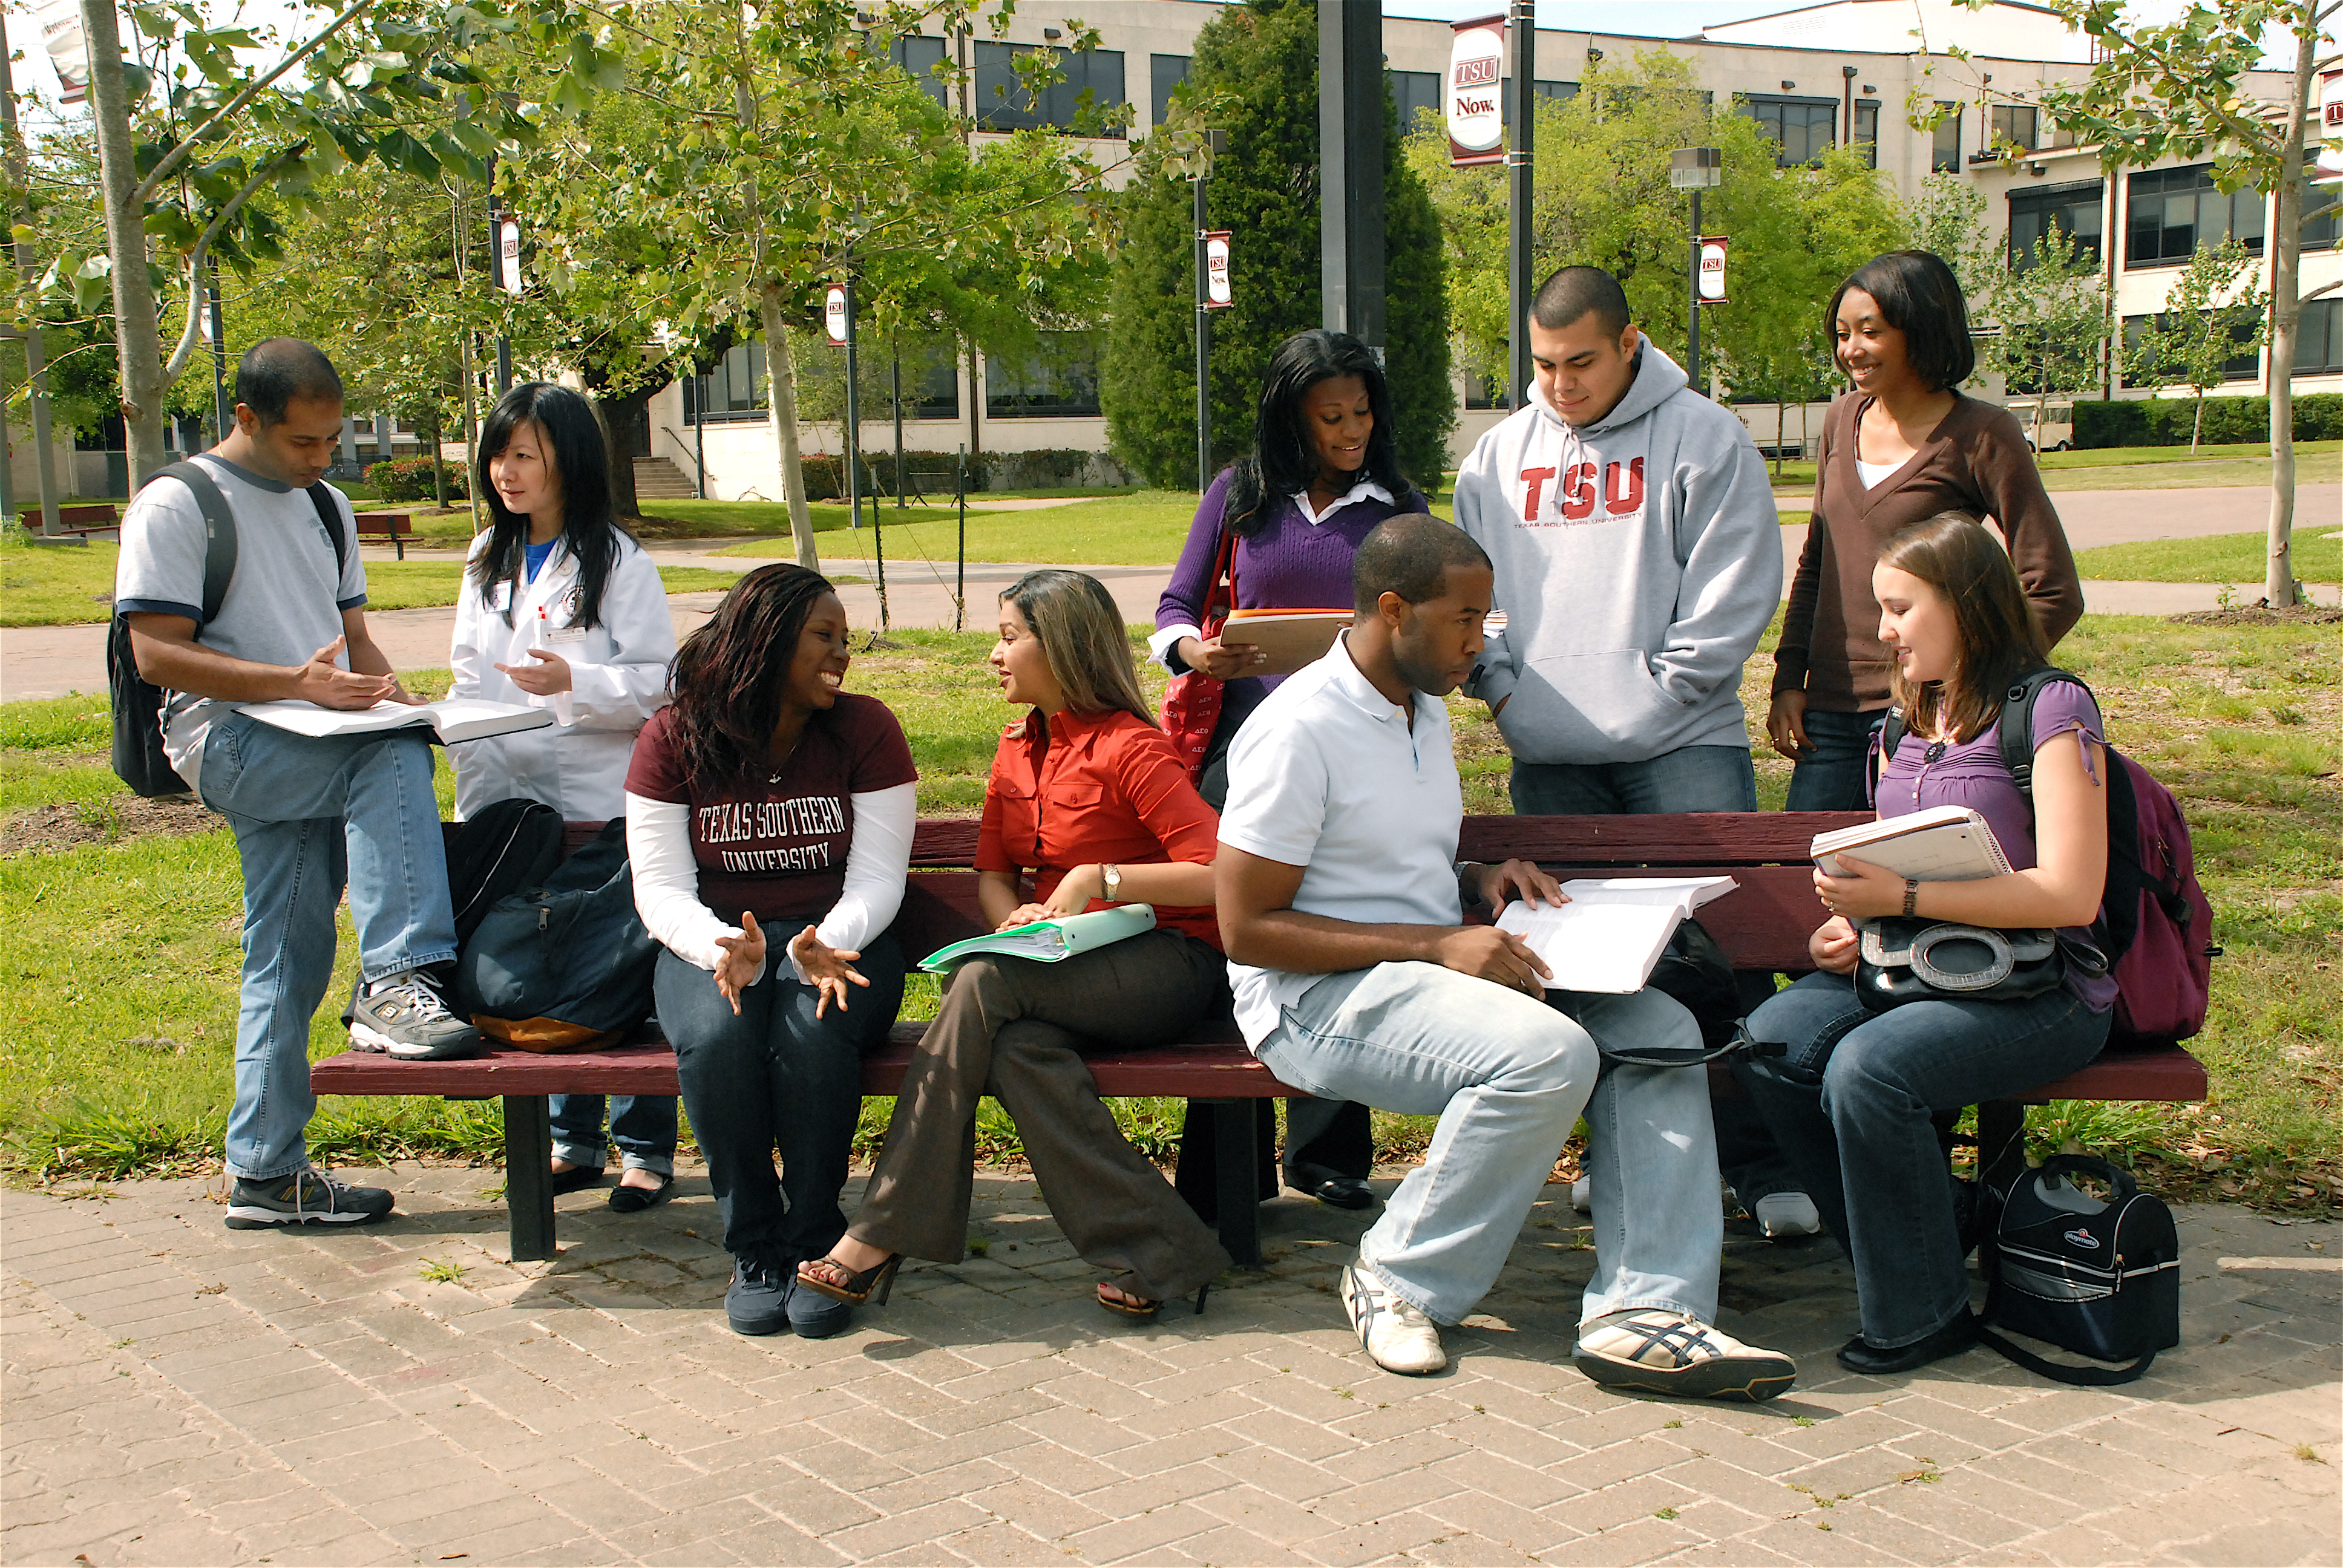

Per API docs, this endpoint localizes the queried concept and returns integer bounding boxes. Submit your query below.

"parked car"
[2011,402,2074,453]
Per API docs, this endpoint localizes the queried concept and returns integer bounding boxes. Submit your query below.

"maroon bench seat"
[310,813,2207,1263]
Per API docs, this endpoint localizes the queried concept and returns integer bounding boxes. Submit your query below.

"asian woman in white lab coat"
[450,382,680,1210]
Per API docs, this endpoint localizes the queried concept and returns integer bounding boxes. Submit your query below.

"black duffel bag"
[1977,1154,2181,1385]
[453,819,659,1052]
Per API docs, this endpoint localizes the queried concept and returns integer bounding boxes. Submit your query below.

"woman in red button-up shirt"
[799,570,1234,1319]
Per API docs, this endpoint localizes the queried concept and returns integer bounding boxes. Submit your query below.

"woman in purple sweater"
[1155,328,1429,1215]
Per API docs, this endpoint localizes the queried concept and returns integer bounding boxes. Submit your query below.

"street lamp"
[1191,128,1228,491]
[1670,146,1722,394]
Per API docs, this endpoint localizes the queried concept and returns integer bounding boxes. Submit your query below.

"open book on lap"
[1810,805,2012,881]
[1494,877,1740,995]
[919,904,1158,973]
[238,696,553,745]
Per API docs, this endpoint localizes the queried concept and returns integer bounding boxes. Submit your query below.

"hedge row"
[364,457,468,502]
[2069,393,2343,449]
[798,448,1132,500]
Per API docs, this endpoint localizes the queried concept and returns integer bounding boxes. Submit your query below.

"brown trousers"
[848,927,1234,1302]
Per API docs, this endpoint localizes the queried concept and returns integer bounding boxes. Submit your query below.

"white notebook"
[1494,876,1740,995]
[1810,806,2013,881]
[238,696,554,745]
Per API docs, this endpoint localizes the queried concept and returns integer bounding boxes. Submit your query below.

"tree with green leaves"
[2123,237,2270,452]
[2008,0,2341,603]
[1099,0,1452,491]
[1981,221,2109,446]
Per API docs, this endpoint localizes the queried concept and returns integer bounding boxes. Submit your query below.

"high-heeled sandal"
[796,1251,902,1307]
[1096,1280,1211,1321]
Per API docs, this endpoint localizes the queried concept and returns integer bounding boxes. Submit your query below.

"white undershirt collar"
[1292,479,1392,527]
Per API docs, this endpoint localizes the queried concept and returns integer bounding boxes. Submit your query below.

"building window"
[1988,104,2039,153]
[1463,361,1511,411]
[2121,312,2264,386]
[1932,103,1962,173]
[2295,298,2343,375]
[1150,53,1188,129]
[2127,163,2264,266]
[2008,180,2105,269]
[687,342,768,425]
[986,330,1101,417]
[974,42,1126,137]
[888,34,949,109]
[1852,99,1878,168]
[2302,180,2339,252]
[1741,96,1835,166]
[1389,70,1441,131]
[1498,78,1580,125]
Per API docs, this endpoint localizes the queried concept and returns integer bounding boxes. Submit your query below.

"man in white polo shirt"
[1215,513,1795,1399]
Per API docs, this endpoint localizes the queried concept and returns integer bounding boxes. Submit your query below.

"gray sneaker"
[225,1168,395,1230]
[349,970,485,1060]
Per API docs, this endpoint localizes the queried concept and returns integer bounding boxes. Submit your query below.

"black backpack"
[444,798,566,947]
[108,463,347,797]
[453,819,660,1051]
[1976,1154,2181,1385]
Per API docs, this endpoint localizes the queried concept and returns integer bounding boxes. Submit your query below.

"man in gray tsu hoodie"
[1458,266,1782,814]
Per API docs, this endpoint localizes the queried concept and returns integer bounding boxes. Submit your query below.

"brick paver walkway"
[4,1168,2336,1566]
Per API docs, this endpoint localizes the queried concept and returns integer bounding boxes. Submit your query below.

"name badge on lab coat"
[546,585,589,643]
[488,581,512,612]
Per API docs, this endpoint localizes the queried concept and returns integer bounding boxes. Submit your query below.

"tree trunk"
[1774,397,1786,479]
[758,279,818,571]
[591,384,650,520]
[428,411,447,508]
[2263,22,2310,608]
[81,0,168,490]
[2191,394,2204,456]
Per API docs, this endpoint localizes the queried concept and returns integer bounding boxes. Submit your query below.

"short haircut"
[1825,250,1975,391]
[1352,514,1492,616]
[235,338,343,426]
[1530,265,1630,337]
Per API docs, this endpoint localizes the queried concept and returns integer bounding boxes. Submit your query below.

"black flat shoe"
[549,1165,606,1197]
[1305,1177,1377,1211]
[606,1172,674,1213]
[1836,1313,1980,1376]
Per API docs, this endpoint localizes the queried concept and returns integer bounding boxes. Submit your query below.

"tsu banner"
[1697,236,1729,304]
[1203,232,1232,308]
[2318,69,2343,185]
[824,284,849,345]
[1447,15,1506,168]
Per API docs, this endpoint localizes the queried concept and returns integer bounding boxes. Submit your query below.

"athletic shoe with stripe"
[1340,1263,1446,1375]
[1574,1308,1795,1402]
[224,1168,396,1230]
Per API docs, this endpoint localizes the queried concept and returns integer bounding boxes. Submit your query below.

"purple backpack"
[1882,667,2218,1045]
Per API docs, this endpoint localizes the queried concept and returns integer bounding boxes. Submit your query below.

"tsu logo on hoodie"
[1518,451,1646,529]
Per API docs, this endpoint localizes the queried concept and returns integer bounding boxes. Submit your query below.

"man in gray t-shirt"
[116,339,482,1232]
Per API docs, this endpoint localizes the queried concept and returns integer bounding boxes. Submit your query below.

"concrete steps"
[632,456,696,498]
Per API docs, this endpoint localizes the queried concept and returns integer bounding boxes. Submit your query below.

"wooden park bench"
[18,503,120,537]
[311,812,2209,1264]
[351,511,415,559]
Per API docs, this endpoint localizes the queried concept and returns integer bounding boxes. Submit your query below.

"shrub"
[364,456,467,502]
[2069,393,2343,449]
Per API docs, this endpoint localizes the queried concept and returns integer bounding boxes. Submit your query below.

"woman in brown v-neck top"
[1768,251,2084,811]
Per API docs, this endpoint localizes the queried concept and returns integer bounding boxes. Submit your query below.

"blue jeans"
[197,713,459,1180]
[657,934,905,1263]
[1783,708,1886,813]
[551,1095,677,1176]
[1735,972,2112,1347]
[1510,746,1757,815]
[1256,962,1723,1328]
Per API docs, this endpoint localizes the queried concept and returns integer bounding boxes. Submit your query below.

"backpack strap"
[142,460,239,627]
[1973,1321,2157,1386]
[1868,704,1907,801]
[306,482,349,575]
[1997,665,2089,803]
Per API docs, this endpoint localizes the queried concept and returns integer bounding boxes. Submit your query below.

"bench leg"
[503,1094,556,1262]
[1976,1100,2028,1201]
[1207,1099,1263,1267]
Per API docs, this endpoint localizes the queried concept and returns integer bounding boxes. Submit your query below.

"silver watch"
[1102,864,1123,901]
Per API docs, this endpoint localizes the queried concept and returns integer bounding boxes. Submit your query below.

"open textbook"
[1219,608,1351,677]
[1810,805,2013,881]
[919,904,1158,973]
[1494,877,1740,994]
[238,696,553,745]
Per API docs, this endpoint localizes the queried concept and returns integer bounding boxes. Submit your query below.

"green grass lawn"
[715,492,1213,567]
[0,537,742,626]
[2,609,2336,1211]
[1761,439,2343,494]
[2073,529,2343,585]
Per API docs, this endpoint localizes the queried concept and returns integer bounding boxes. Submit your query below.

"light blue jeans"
[198,713,459,1181]
[1256,962,1724,1327]
[1509,745,1757,815]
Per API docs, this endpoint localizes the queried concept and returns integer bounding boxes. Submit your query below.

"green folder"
[917,904,1159,973]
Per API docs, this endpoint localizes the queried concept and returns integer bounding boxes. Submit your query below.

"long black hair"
[468,382,627,629]
[667,563,839,787]
[1223,329,1413,538]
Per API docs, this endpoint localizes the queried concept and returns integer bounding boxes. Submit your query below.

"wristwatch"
[1102,864,1123,902]
[1902,878,1920,918]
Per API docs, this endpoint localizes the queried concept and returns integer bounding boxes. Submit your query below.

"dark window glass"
[2121,312,2264,385]
[1990,105,2038,153]
[891,338,961,419]
[1853,99,1878,168]
[986,330,1101,417]
[2302,180,2340,252]
[2293,298,2343,375]
[687,342,769,425]
[1150,53,1188,129]
[1463,360,1511,410]
[888,34,949,108]
[1498,78,1579,125]
[974,42,1126,137]
[1741,96,1835,166]
[1932,103,1962,173]
[2008,181,2105,270]
[2126,164,2266,267]
[1388,70,1440,131]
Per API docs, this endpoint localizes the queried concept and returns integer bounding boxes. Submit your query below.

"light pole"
[1191,128,1225,491]
[1506,0,1535,408]
[1670,146,1722,394]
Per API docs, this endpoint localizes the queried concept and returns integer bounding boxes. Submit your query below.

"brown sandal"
[1096,1280,1210,1321]
[796,1252,902,1307]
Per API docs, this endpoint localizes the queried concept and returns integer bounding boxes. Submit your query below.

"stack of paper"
[1493,877,1740,994]
[239,696,553,744]
[1810,806,2012,881]
[1219,608,1351,676]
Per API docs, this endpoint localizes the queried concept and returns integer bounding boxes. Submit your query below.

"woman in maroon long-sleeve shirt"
[1768,251,2084,812]
[1155,328,1429,1215]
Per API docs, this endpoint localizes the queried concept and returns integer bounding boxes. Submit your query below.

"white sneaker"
[1571,1177,1591,1212]
[1754,1192,1823,1240]
[1574,1309,1795,1402]
[1339,1264,1446,1375]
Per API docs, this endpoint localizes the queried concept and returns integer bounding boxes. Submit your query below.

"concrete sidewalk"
[4,1169,2336,1566]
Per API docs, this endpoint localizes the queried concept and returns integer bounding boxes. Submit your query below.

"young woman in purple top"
[1155,328,1429,1214]
[1736,513,2114,1377]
